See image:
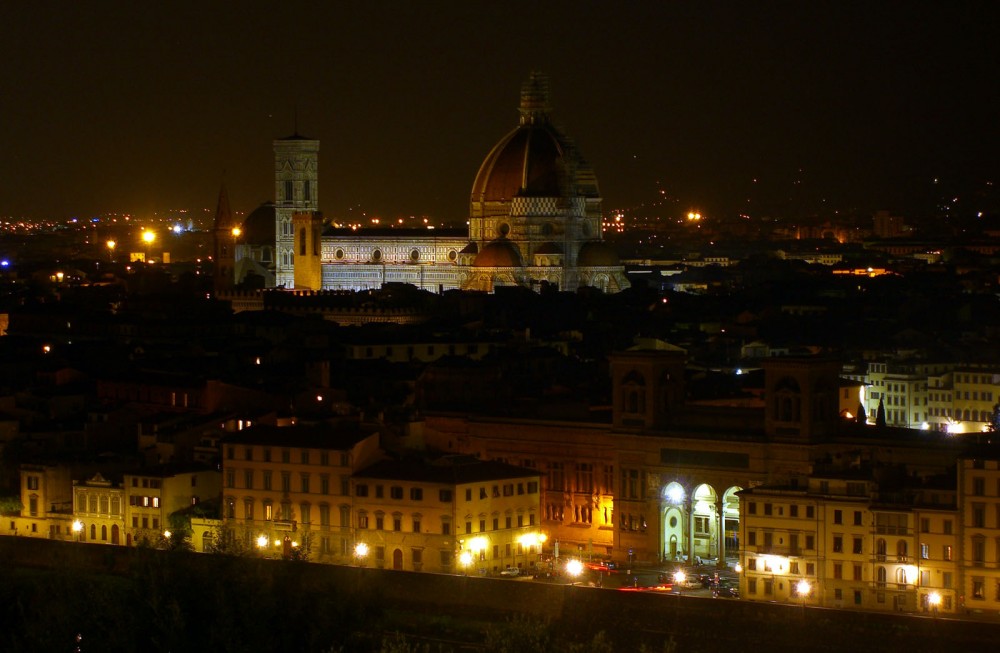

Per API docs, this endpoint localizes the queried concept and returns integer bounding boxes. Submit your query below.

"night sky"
[2,2,997,224]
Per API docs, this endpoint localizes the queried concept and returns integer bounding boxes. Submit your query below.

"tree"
[856,402,867,425]
[875,398,886,427]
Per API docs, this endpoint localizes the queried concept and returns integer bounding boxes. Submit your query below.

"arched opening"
[661,482,686,561]
[111,524,120,545]
[101,525,108,541]
[691,484,719,563]
[876,538,887,561]
[393,548,403,570]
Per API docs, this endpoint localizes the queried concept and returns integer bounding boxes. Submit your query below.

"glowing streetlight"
[354,541,369,566]
[928,591,941,613]
[565,558,584,584]
[163,530,172,540]
[106,239,116,261]
[796,579,810,597]
[459,550,473,574]
[231,226,242,238]
[256,534,268,549]
[72,520,83,542]
[142,230,156,244]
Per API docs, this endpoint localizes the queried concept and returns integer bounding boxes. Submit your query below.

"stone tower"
[274,133,319,288]
[293,211,324,290]
[212,184,236,294]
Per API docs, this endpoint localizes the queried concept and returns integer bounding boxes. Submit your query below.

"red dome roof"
[471,73,598,204]
[473,240,523,267]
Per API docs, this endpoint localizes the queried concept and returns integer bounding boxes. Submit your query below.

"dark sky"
[1,2,997,223]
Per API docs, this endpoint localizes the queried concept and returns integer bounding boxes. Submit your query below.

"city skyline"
[1,2,997,223]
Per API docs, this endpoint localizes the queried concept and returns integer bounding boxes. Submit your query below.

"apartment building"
[740,466,961,614]
[219,422,382,562]
[959,453,1000,614]
[352,456,542,574]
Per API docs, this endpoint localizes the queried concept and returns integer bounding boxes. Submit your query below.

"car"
[500,566,520,577]
[713,584,739,598]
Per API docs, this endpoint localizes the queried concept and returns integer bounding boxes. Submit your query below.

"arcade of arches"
[660,482,741,563]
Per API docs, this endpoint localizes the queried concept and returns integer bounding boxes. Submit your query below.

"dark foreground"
[1,538,996,653]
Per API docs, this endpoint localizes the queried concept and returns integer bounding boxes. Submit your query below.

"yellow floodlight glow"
[468,536,488,552]
[928,591,941,607]
[518,532,546,547]
[903,565,918,584]
[72,520,83,533]
[256,535,268,548]
[231,227,242,237]
[142,230,156,244]
[459,551,473,567]
[796,579,811,596]
[354,542,369,558]
[565,559,584,577]
[673,570,687,584]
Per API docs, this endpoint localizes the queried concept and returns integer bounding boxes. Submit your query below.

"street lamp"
[71,519,83,542]
[459,550,473,574]
[141,230,155,263]
[796,579,811,612]
[355,541,369,567]
[565,559,584,585]
[928,591,941,615]
[673,569,687,595]
[106,239,116,262]
[256,534,268,550]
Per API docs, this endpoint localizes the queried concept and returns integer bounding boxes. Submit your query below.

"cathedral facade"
[236,73,629,294]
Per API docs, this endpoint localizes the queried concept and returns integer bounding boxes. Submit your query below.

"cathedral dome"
[577,241,621,267]
[473,240,523,267]
[471,73,599,204]
[241,202,276,246]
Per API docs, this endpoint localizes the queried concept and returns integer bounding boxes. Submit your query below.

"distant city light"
[1,260,9,267]
[142,230,156,244]
[172,224,183,234]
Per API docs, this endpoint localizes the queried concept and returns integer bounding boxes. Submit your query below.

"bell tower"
[274,132,319,288]
[212,184,236,295]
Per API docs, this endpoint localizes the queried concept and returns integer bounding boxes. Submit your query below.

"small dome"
[473,240,523,267]
[241,202,276,246]
[577,241,620,267]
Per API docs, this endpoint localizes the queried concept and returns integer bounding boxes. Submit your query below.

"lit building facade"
[352,457,542,574]
[220,424,383,562]
[231,73,629,295]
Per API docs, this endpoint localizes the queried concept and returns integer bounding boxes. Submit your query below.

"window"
[391,486,403,500]
[920,543,929,559]
[833,563,843,579]
[412,517,421,533]
[973,477,985,496]
[301,474,310,493]
[320,475,330,495]
[973,578,985,600]
[375,486,384,499]
[943,545,953,561]
[973,504,985,528]
[854,511,862,526]
[920,518,930,533]
[748,502,757,515]
[748,532,757,546]
[358,512,368,529]
[465,489,472,501]
[442,519,451,535]
[410,488,423,501]
[806,505,814,519]
[834,510,842,525]
[527,481,538,494]
[492,518,499,531]
[262,471,272,491]
[789,504,797,517]
[244,470,254,489]
[440,490,452,502]
[853,564,862,581]
[943,519,952,535]
[376,515,384,530]
[393,516,402,531]
[764,503,772,516]
[833,536,843,553]
[942,572,953,589]
[281,472,291,492]
[356,484,368,497]
[853,537,863,554]
[281,449,290,464]
[747,558,757,571]
[301,450,309,465]
[805,535,814,550]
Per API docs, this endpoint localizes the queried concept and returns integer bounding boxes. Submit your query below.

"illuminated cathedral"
[227,73,629,294]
